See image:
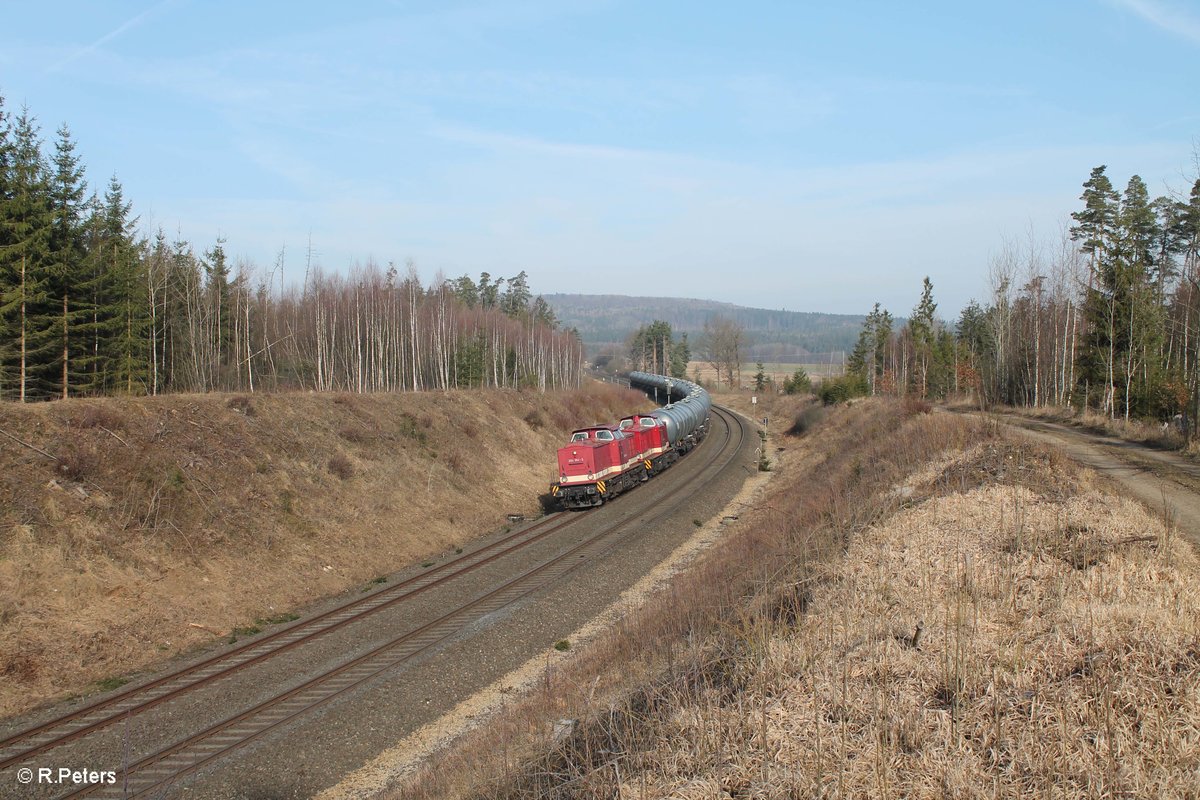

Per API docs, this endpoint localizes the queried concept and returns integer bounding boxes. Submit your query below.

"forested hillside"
[0,95,581,402]
[837,163,1200,430]
[545,294,865,360]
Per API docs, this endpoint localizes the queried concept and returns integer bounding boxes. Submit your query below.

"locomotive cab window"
[571,432,589,442]
[595,430,614,440]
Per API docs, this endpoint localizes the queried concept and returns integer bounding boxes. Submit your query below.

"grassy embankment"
[393,394,1200,799]
[0,382,646,718]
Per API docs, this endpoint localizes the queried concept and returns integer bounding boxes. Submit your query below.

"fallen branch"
[0,426,57,460]
[1114,535,1159,546]
[99,426,132,448]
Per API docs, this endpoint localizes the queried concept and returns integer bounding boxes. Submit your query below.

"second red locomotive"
[550,372,711,509]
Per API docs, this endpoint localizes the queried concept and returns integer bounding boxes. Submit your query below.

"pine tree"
[669,332,690,378]
[204,236,232,376]
[1070,165,1120,286]
[1181,179,1200,433]
[477,272,502,309]
[783,367,810,395]
[0,106,54,401]
[46,123,89,398]
[530,295,557,328]
[0,92,14,398]
[501,270,531,317]
[1184,179,1200,267]
[1073,166,1122,413]
[909,277,937,397]
[1151,195,1186,298]
[873,306,894,389]
[1076,171,1167,418]
[1116,176,1162,418]
[956,300,994,405]
[846,302,895,395]
[451,274,479,307]
[84,176,145,394]
[846,329,868,379]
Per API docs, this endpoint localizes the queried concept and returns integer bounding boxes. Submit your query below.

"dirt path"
[988,413,1200,546]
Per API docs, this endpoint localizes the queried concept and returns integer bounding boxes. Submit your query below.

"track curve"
[2,405,755,799]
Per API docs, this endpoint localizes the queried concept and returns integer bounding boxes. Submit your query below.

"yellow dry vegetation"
[391,398,1200,800]
[0,383,646,718]
[620,460,1200,798]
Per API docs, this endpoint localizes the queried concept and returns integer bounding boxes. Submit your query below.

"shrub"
[56,444,99,482]
[903,396,932,416]
[337,425,373,444]
[327,454,354,480]
[818,374,869,405]
[783,367,812,395]
[397,413,428,445]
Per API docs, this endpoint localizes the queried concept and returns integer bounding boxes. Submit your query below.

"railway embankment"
[0,383,646,719]
[390,396,1200,799]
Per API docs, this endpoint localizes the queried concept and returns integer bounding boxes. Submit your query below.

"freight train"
[550,372,712,509]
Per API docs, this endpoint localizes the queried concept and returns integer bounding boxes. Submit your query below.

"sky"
[1,0,1197,318]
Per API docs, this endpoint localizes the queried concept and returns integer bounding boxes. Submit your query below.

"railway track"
[5,406,751,799]
[0,511,579,772]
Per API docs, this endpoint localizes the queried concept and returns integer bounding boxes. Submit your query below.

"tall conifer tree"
[46,123,88,397]
[0,107,53,401]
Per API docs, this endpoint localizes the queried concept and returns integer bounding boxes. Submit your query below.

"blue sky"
[1,0,1197,317]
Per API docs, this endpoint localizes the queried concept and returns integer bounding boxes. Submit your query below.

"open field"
[687,360,846,388]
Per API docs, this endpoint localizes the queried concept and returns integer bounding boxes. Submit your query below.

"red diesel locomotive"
[550,372,711,510]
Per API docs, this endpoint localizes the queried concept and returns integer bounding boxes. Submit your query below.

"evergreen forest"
[841,163,1200,430]
[0,95,582,402]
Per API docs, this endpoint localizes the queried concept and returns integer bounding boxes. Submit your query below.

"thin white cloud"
[1110,0,1200,44]
[429,124,674,163]
[50,0,182,72]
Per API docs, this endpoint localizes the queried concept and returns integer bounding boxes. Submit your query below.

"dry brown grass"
[390,397,1200,800]
[388,399,1003,798]
[0,381,646,718]
[598,484,1199,799]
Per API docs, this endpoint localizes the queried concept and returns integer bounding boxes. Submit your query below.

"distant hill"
[544,294,870,363]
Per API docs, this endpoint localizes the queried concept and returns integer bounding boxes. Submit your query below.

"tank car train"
[550,372,712,510]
